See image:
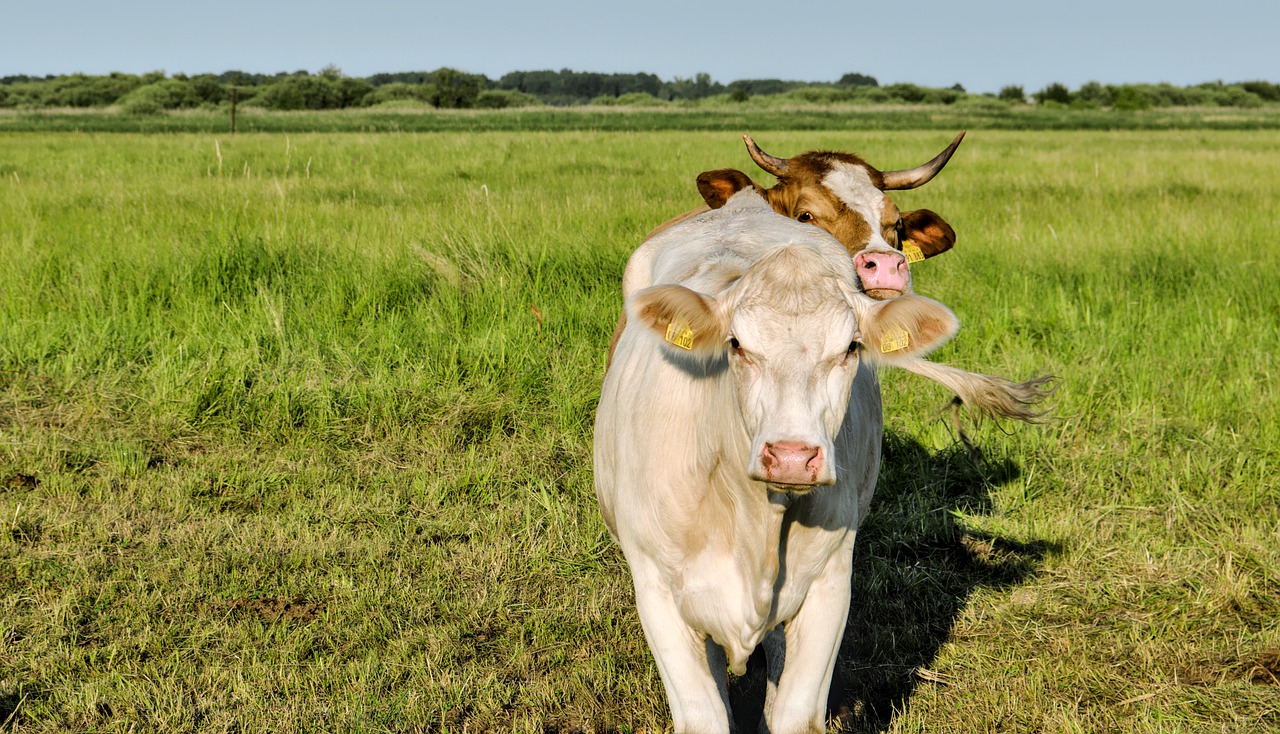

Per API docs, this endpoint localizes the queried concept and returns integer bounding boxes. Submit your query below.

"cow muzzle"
[855,249,910,300]
[754,441,831,488]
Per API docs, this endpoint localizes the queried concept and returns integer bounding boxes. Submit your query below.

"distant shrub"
[187,74,229,105]
[881,83,929,103]
[878,83,963,105]
[780,87,853,104]
[850,86,893,104]
[255,76,336,110]
[1241,81,1280,102]
[254,75,371,110]
[591,92,668,107]
[998,85,1027,103]
[499,69,661,105]
[1033,83,1072,105]
[1141,83,1195,106]
[1074,81,1111,107]
[33,72,145,107]
[932,88,964,104]
[475,89,539,108]
[334,77,373,107]
[362,82,433,106]
[429,68,486,109]
[728,79,800,97]
[837,72,878,87]
[0,82,40,108]
[1111,86,1152,111]
[1213,86,1263,108]
[118,79,203,114]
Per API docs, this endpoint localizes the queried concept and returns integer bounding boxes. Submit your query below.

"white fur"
[822,162,896,252]
[597,195,924,733]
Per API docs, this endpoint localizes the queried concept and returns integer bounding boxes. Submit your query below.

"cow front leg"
[631,562,734,733]
[763,545,855,734]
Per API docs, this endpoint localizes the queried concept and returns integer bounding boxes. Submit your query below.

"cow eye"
[729,337,741,350]
[840,340,860,366]
[797,212,814,223]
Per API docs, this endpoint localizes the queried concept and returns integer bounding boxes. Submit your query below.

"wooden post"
[231,87,238,134]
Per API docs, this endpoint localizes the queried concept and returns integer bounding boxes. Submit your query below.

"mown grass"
[1,129,1277,732]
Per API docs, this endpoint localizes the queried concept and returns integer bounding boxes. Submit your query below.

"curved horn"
[881,131,966,191]
[743,134,789,177]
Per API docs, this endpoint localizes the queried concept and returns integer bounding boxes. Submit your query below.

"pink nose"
[760,441,823,485]
[855,250,910,297]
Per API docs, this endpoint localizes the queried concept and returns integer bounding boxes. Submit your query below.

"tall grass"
[1,130,1277,732]
[3,104,1280,134]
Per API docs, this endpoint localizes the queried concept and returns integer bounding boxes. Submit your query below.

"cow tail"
[894,359,1056,424]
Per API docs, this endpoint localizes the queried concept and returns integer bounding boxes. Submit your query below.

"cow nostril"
[761,446,777,470]
[863,261,875,270]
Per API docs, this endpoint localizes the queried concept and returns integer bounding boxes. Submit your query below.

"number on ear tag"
[665,321,695,350]
[881,325,910,353]
[902,241,925,264]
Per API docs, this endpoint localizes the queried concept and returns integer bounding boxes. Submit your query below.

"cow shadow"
[729,428,1060,733]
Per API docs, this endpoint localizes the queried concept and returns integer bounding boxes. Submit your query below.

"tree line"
[1,67,1276,113]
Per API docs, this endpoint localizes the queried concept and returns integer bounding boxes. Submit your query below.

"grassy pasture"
[1,128,1278,733]
[3,103,1280,135]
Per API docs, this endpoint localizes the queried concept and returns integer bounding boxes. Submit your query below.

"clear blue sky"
[4,0,1276,93]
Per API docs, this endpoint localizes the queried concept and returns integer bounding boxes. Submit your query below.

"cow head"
[695,132,965,300]
[629,245,959,490]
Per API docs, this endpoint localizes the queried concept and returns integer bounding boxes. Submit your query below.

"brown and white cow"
[595,191,1047,734]
[606,132,966,366]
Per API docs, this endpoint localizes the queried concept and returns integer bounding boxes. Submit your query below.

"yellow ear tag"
[902,241,925,264]
[880,325,910,353]
[665,320,695,350]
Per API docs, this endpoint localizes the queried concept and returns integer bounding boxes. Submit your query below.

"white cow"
[594,191,1046,733]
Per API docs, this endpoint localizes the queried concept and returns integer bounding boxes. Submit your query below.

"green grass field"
[3,103,1280,134]
[1,127,1278,733]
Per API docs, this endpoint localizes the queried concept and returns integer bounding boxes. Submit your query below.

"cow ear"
[629,284,729,356]
[696,169,759,209]
[858,294,959,364]
[900,209,956,259]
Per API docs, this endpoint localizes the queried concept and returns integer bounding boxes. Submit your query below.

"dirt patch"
[1244,650,1280,686]
[5,473,39,490]
[423,530,472,546]
[1179,649,1280,687]
[226,596,326,624]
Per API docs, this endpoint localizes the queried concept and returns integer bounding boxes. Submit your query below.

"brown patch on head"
[752,151,894,257]
[742,136,961,262]
[879,198,903,247]
[782,150,885,189]
[696,169,758,209]
[762,173,874,257]
[630,284,728,354]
